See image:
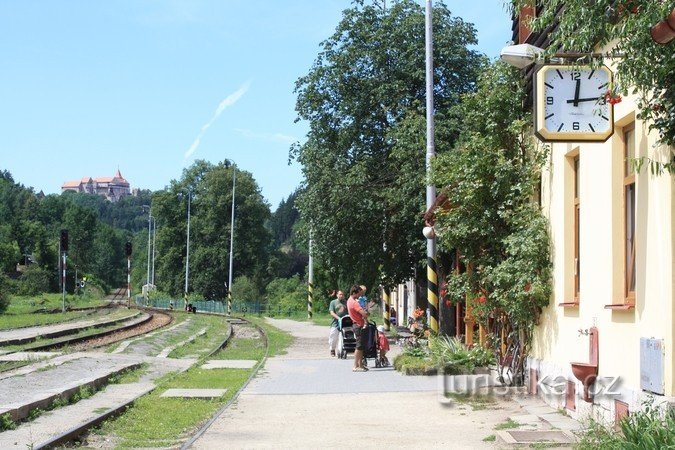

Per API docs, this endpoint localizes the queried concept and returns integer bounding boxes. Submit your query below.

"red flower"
[477,295,487,304]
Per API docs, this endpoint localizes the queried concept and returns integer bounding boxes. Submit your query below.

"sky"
[0,1,512,210]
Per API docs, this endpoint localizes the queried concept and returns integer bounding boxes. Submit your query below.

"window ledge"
[558,302,579,308]
[604,304,635,310]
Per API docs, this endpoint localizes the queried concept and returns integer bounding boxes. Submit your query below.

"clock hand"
[573,79,580,107]
[566,97,603,104]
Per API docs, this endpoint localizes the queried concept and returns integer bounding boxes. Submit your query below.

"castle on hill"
[61,169,131,202]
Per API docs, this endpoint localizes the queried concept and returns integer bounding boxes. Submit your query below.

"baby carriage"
[336,315,356,359]
[362,320,384,368]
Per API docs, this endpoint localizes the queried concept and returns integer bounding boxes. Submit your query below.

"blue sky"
[0,1,511,209]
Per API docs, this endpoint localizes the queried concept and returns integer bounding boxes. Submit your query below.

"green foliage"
[265,275,307,311]
[428,336,494,373]
[231,275,260,303]
[512,0,675,154]
[151,160,273,299]
[292,0,486,288]
[577,401,675,449]
[0,275,9,313]
[397,336,493,374]
[432,62,552,341]
[0,413,16,431]
[16,265,51,296]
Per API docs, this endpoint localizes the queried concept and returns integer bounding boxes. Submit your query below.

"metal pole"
[127,256,131,307]
[228,167,236,315]
[425,0,439,333]
[58,239,61,294]
[62,253,66,312]
[383,287,390,331]
[308,234,313,319]
[146,214,152,298]
[185,193,191,303]
[151,218,156,286]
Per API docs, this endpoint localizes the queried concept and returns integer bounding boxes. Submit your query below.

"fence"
[133,296,309,318]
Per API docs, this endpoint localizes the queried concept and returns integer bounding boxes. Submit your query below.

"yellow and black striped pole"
[307,235,313,319]
[383,288,391,331]
[427,256,439,333]
[425,0,439,333]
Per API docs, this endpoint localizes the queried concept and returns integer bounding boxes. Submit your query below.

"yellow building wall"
[533,92,674,399]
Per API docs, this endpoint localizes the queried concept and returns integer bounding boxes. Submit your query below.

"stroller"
[362,320,385,368]
[336,315,356,359]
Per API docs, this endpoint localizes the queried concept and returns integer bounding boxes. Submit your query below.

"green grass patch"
[244,317,293,357]
[482,434,496,442]
[494,418,524,430]
[445,392,497,411]
[393,354,437,375]
[109,364,149,384]
[215,337,265,361]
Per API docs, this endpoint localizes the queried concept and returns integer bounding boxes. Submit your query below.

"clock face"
[535,65,614,142]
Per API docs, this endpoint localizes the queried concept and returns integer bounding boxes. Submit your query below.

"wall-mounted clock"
[534,64,614,142]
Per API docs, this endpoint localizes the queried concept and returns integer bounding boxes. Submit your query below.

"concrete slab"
[509,413,542,425]
[525,404,558,415]
[160,389,227,398]
[0,382,155,449]
[497,429,576,445]
[541,413,583,431]
[157,328,207,358]
[201,359,257,369]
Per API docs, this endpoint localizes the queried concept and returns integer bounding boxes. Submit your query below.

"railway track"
[107,286,127,302]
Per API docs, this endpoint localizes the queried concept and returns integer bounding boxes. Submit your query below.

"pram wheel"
[362,358,367,368]
[375,359,381,368]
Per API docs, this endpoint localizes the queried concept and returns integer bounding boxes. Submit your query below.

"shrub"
[231,275,260,303]
[0,275,10,313]
[16,266,51,296]
[265,275,306,311]
[577,401,675,449]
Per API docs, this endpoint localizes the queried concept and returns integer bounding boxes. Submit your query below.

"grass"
[446,392,498,411]
[0,293,115,331]
[244,316,293,357]
[4,311,144,352]
[482,434,496,442]
[494,418,524,430]
[167,315,231,359]
[90,317,294,448]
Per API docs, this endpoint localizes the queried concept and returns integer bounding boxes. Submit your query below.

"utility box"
[640,338,664,395]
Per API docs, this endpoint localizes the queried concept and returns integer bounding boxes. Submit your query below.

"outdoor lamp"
[500,43,545,68]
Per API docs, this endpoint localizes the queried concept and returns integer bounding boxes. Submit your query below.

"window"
[574,156,580,301]
[624,124,636,303]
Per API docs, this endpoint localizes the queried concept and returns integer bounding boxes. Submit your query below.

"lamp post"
[151,218,156,286]
[184,191,191,306]
[425,0,439,333]
[226,161,236,315]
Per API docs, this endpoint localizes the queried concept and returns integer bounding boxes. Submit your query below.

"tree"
[151,160,273,299]
[512,0,675,163]
[292,0,486,289]
[431,62,552,350]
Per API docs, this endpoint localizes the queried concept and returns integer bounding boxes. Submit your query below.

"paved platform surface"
[190,318,580,449]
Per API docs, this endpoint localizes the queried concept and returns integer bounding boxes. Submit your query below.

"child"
[377,325,390,367]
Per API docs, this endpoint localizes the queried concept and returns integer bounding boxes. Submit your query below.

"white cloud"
[184,81,251,160]
[234,128,298,144]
